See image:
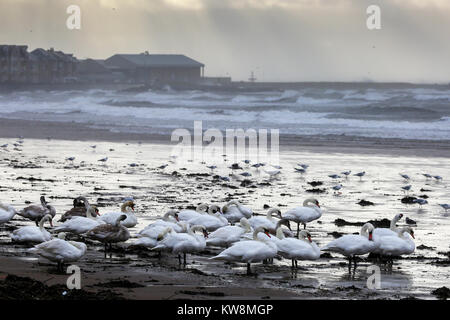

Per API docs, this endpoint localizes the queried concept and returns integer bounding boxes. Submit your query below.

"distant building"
[76,59,126,83]
[104,52,205,84]
[0,45,77,84]
[0,45,29,83]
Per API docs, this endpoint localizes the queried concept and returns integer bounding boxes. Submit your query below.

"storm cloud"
[0,0,449,82]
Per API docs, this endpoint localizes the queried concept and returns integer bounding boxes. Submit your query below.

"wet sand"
[0,133,449,300]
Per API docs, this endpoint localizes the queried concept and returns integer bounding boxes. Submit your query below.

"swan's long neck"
[390,215,401,230]
[240,220,251,233]
[163,211,175,221]
[114,216,124,226]
[252,227,265,240]
[196,204,208,213]
[188,225,202,235]
[266,210,276,220]
[276,227,285,240]
[121,203,131,213]
[38,217,46,229]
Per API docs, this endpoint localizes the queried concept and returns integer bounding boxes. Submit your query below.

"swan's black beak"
[203,230,209,238]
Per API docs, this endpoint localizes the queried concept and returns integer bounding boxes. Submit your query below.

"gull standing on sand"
[401,185,412,194]
[439,204,449,213]
[328,174,341,180]
[341,171,351,178]
[332,184,343,195]
[399,174,410,181]
[354,171,366,180]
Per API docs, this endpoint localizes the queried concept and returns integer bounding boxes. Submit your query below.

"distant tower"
[248,71,256,82]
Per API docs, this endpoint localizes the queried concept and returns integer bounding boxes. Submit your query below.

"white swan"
[29,233,87,272]
[210,226,278,275]
[86,214,131,258]
[374,226,415,257]
[275,229,320,268]
[0,203,17,225]
[19,196,56,226]
[221,200,253,224]
[206,217,253,247]
[11,214,53,243]
[373,213,403,238]
[186,207,228,231]
[140,210,187,234]
[98,200,137,228]
[54,200,104,235]
[132,227,173,249]
[152,224,208,265]
[177,203,209,221]
[321,223,378,271]
[282,198,322,236]
[248,208,282,233]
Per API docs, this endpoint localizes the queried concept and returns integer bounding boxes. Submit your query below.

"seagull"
[158,164,168,169]
[354,171,366,180]
[328,174,341,179]
[341,171,351,178]
[243,160,251,165]
[218,176,230,182]
[332,184,343,194]
[251,163,262,169]
[433,175,443,181]
[1,144,8,148]
[230,163,243,170]
[207,165,217,172]
[129,163,138,167]
[240,172,252,177]
[298,164,309,170]
[401,185,412,194]
[264,169,281,179]
[414,198,428,207]
[294,168,306,174]
[422,173,432,179]
[438,204,449,212]
[66,157,75,162]
[90,145,97,149]
[400,174,410,180]
[98,157,108,163]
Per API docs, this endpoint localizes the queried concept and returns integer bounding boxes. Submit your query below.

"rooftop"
[107,53,204,68]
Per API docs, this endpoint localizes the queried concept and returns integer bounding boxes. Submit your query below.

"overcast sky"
[1,0,449,83]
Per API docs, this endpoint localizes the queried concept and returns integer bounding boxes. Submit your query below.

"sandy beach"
[0,131,449,300]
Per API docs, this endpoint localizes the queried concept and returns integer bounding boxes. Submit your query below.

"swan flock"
[0,196,418,276]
